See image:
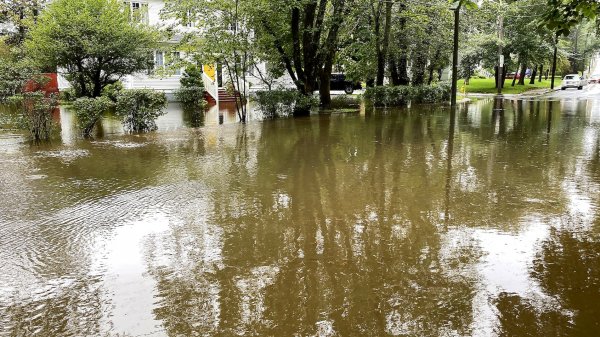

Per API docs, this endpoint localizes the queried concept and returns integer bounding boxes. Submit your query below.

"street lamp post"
[497,0,504,94]
[450,3,460,107]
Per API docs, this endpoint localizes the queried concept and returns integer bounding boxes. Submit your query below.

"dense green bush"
[101,81,124,102]
[329,94,361,109]
[59,87,77,102]
[72,96,114,136]
[0,59,33,102]
[175,86,206,107]
[254,89,319,118]
[363,85,412,107]
[412,82,452,103]
[115,89,167,132]
[180,65,204,88]
[175,65,207,107]
[8,91,58,141]
[364,82,451,107]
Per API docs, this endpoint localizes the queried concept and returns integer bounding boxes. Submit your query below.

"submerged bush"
[115,89,167,132]
[73,96,114,136]
[254,89,318,118]
[329,94,361,109]
[9,91,58,141]
[175,65,206,108]
[175,86,206,107]
[364,82,451,107]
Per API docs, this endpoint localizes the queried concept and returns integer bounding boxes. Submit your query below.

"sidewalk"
[463,87,560,100]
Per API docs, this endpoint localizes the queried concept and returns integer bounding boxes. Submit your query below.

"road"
[544,54,600,99]
[544,83,600,100]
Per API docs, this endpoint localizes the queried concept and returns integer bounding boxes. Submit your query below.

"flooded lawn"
[1,99,599,336]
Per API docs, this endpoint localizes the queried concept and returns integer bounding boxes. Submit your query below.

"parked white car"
[561,74,587,90]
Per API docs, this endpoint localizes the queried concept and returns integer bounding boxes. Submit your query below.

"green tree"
[249,0,349,108]
[0,40,33,101]
[0,0,44,45]
[162,0,256,122]
[25,0,158,98]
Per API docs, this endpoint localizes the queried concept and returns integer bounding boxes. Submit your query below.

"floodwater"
[0,98,599,336]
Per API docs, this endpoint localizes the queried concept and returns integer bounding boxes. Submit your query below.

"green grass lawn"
[458,77,562,94]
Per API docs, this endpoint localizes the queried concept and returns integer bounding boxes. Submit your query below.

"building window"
[185,10,195,27]
[155,51,164,68]
[172,52,181,75]
[123,1,148,24]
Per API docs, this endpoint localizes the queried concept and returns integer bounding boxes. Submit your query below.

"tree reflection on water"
[1,98,600,336]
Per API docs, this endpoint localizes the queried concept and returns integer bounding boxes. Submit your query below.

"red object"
[23,73,59,96]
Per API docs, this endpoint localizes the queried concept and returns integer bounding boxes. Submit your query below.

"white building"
[58,0,194,98]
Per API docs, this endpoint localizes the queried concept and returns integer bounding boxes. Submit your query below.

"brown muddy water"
[0,99,599,336]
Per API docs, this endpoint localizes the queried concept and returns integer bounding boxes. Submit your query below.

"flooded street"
[1,98,599,336]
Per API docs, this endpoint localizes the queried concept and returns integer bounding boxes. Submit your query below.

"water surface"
[1,99,599,336]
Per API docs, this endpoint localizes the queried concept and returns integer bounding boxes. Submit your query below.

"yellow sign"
[203,64,216,81]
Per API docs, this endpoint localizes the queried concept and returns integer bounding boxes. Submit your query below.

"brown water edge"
[0,98,599,336]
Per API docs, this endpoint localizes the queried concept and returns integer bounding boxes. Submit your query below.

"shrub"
[72,96,114,136]
[295,93,319,115]
[175,65,206,108]
[254,89,318,118]
[59,87,77,102]
[101,81,124,102]
[175,86,206,107]
[8,91,58,141]
[115,89,167,132]
[180,65,204,88]
[364,82,451,107]
[364,85,412,107]
[329,94,360,109]
[412,83,452,103]
[0,58,33,102]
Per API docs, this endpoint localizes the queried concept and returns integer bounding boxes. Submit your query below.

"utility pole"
[551,33,558,89]
[497,0,504,94]
[450,3,460,107]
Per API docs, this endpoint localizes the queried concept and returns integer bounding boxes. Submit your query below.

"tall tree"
[372,0,393,86]
[0,0,43,45]
[26,0,158,98]
[251,0,349,109]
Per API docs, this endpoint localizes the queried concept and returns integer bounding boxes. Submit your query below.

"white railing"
[202,72,219,104]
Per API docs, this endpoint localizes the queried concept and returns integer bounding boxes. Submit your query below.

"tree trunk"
[494,65,499,88]
[571,27,580,74]
[502,66,507,88]
[529,66,537,84]
[539,64,543,82]
[551,36,558,89]
[427,49,440,85]
[389,57,401,86]
[395,4,409,86]
[319,53,334,107]
[428,65,435,85]
[512,64,519,87]
[412,48,427,86]
[376,1,393,86]
[518,61,527,85]
[450,7,460,107]
[398,55,409,85]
